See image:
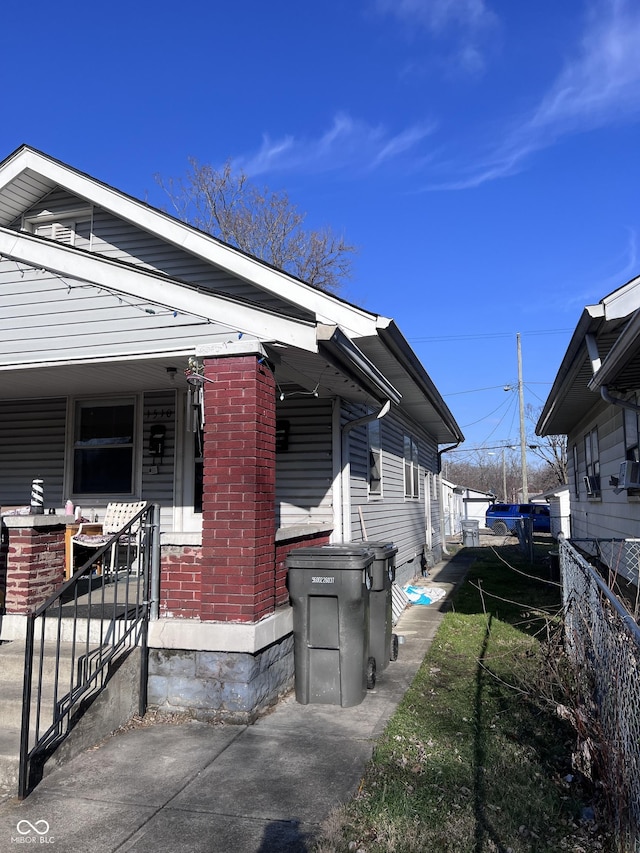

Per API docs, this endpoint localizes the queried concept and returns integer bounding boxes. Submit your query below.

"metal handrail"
[18,502,160,798]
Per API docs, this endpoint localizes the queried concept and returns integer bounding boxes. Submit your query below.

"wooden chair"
[71,501,147,577]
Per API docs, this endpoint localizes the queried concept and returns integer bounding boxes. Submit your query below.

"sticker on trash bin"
[403,585,446,605]
[312,576,335,584]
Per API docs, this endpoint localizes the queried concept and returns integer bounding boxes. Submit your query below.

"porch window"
[404,435,419,499]
[368,419,383,497]
[72,398,136,495]
[572,444,579,497]
[193,417,203,514]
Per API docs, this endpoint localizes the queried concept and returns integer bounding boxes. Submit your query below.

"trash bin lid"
[358,541,398,559]
[286,544,374,570]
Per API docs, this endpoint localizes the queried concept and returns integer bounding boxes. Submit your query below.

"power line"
[460,389,516,429]
[409,328,572,344]
[445,384,510,396]
[444,380,552,396]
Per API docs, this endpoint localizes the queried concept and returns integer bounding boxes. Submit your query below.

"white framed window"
[583,428,600,497]
[368,419,383,497]
[624,400,639,462]
[71,397,137,496]
[572,444,580,497]
[404,435,419,499]
[176,389,204,532]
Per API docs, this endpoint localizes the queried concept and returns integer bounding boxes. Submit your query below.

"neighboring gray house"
[0,145,464,718]
[537,273,640,583]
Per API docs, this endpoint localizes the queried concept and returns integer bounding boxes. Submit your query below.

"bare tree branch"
[156,159,356,293]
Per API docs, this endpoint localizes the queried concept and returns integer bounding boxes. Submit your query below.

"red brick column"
[3,524,65,614]
[200,353,276,622]
[274,531,332,606]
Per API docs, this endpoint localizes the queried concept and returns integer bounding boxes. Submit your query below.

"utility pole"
[502,447,507,502]
[517,333,528,502]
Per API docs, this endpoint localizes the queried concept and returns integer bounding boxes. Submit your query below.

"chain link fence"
[559,535,640,851]
[576,537,640,590]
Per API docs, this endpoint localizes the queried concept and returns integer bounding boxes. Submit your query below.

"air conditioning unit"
[583,475,601,495]
[618,461,640,489]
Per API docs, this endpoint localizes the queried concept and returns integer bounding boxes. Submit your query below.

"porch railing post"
[149,502,161,621]
[18,613,36,799]
[139,503,159,715]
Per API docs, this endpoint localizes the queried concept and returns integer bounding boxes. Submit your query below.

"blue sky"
[4,0,640,455]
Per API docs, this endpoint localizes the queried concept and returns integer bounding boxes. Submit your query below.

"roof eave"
[375,319,464,443]
[316,324,402,405]
[536,305,605,436]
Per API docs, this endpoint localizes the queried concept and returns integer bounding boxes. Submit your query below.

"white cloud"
[373,0,499,78]
[439,0,640,189]
[374,0,496,35]
[236,113,436,178]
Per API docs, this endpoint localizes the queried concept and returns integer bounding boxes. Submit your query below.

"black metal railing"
[18,502,160,798]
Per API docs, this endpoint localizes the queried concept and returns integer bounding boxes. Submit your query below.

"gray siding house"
[0,145,463,717]
[537,273,640,583]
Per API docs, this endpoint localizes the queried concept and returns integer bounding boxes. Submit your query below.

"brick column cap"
[196,340,267,359]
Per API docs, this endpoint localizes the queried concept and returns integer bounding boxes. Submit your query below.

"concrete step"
[0,680,71,730]
[0,728,21,789]
[0,639,76,681]
[0,638,108,791]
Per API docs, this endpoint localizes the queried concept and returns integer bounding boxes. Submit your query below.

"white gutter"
[339,401,392,542]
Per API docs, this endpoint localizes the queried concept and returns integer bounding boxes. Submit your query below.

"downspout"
[340,400,392,542]
[437,441,463,556]
[600,385,640,414]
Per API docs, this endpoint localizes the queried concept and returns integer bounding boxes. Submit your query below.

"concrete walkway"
[0,552,471,853]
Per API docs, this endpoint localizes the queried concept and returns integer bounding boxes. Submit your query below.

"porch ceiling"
[0,348,374,405]
[0,355,191,401]
[268,346,382,403]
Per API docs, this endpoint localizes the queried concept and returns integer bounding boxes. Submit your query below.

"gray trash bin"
[364,541,399,672]
[287,545,376,707]
[462,520,480,547]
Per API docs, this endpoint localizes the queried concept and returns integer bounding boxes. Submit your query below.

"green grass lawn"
[315,539,614,853]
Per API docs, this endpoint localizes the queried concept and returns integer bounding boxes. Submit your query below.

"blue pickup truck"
[485,503,551,536]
